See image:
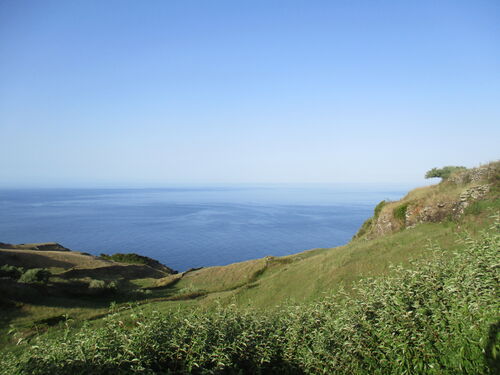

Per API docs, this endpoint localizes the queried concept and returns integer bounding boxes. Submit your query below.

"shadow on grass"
[20,358,307,375]
[485,320,500,374]
[0,277,182,313]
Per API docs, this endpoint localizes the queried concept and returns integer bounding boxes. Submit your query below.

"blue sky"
[1,0,499,187]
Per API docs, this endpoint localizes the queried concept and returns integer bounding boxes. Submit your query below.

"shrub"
[88,279,107,289]
[0,265,23,280]
[88,279,118,295]
[18,268,51,284]
[425,166,466,179]
[393,203,408,223]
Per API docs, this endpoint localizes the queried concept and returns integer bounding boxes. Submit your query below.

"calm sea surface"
[0,186,408,271]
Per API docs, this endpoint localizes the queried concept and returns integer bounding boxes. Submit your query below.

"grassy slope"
[163,163,500,309]
[149,210,493,312]
[1,163,498,352]
[0,249,113,270]
[3,221,498,374]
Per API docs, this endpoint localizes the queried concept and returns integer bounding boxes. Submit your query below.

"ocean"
[0,186,408,271]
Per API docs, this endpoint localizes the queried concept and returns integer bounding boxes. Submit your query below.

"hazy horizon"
[1,1,499,188]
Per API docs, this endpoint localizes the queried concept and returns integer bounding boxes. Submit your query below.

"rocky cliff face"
[355,161,499,240]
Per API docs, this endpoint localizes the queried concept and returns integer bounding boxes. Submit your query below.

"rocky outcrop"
[448,163,498,185]
[403,184,491,228]
[372,211,398,237]
[452,184,491,216]
[356,161,498,240]
[405,203,451,228]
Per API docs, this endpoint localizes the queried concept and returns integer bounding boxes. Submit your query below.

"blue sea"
[0,186,408,271]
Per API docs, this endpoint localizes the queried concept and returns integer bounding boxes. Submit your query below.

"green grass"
[2,222,498,374]
[1,162,498,364]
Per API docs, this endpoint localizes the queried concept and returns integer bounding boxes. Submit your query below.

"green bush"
[18,268,51,284]
[2,222,498,375]
[425,166,466,179]
[393,203,408,222]
[0,265,23,280]
[88,279,118,295]
[88,279,106,289]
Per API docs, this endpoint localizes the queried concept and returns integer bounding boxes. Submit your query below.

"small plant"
[88,279,118,295]
[393,203,408,222]
[0,265,23,280]
[18,268,51,284]
[88,279,107,289]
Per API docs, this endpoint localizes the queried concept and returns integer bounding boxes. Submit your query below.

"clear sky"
[1,0,499,187]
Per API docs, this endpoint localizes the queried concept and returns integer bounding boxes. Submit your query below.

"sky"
[0,0,499,188]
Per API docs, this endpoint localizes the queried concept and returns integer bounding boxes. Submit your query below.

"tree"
[425,166,466,180]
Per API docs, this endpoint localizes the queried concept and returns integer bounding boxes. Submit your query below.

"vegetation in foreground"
[1,219,498,374]
[0,162,498,373]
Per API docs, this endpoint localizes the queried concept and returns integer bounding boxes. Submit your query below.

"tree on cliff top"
[425,166,466,180]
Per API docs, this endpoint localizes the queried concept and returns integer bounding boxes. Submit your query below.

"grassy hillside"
[0,248,112,270]
[0,161,498,372]
[1,218,498,374]
[0,244,176,351]
[146,161,499,309]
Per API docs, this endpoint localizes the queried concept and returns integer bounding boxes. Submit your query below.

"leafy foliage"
[18,268,51,284]
[425,166,466,179]
[2,221,498,374]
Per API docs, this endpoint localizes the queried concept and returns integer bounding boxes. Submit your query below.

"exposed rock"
[364,165,495,240]
[372,211,397,237]
[448,164,498,185]
[452,184,490,216]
